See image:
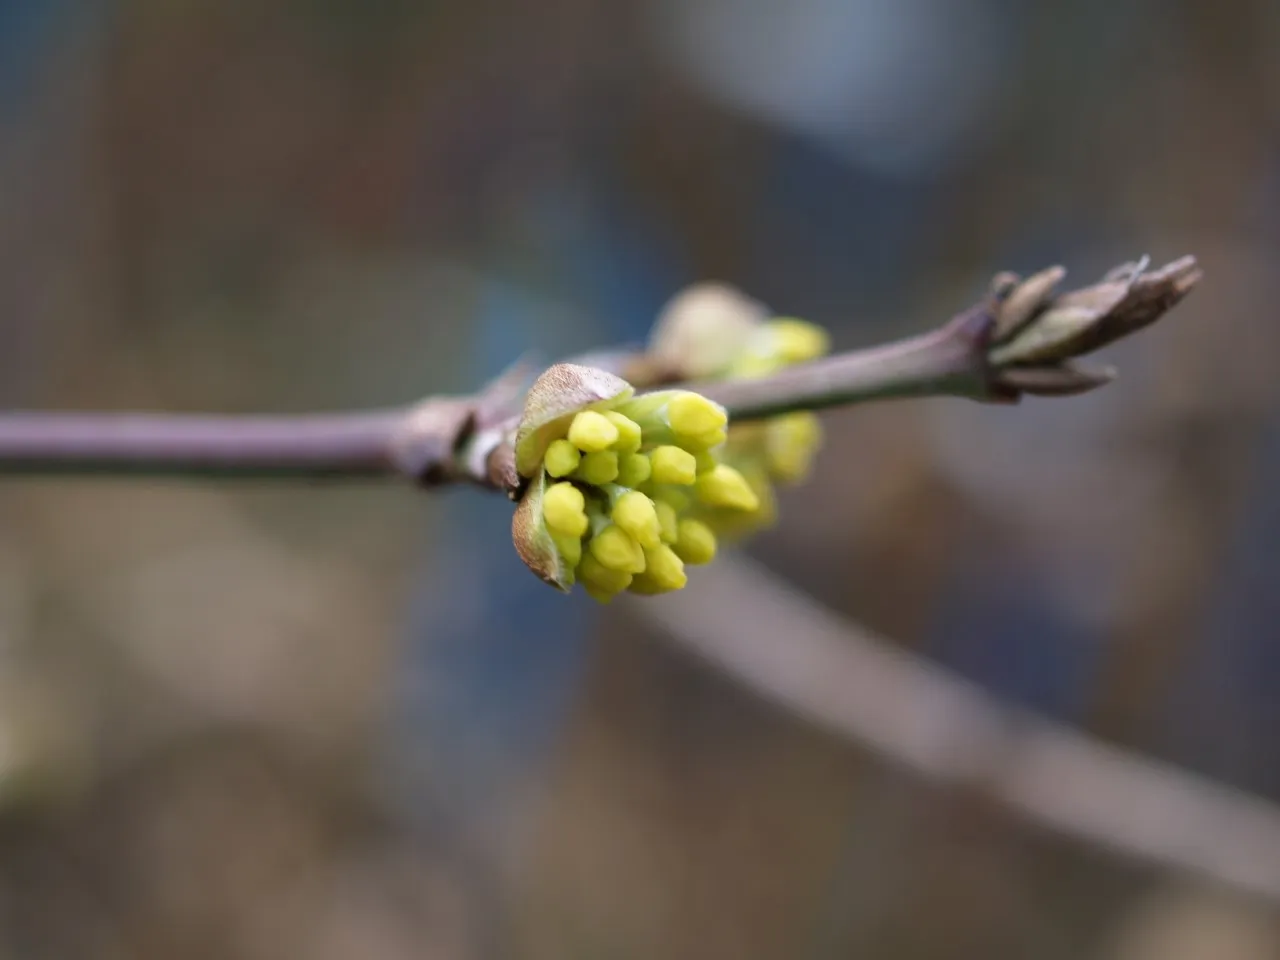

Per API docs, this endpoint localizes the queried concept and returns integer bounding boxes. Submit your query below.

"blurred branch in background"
[632,552,1280,904]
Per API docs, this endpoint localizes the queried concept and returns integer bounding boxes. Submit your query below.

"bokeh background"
[2,1,1280,957]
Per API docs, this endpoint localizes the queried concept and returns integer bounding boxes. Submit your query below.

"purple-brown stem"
[698,302,997,418]
[0,409,408,479]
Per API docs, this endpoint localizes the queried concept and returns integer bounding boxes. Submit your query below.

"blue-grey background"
[1,2,1277,957]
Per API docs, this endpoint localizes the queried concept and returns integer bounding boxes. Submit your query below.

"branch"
[626,554,1280,903]
[699,303,991,419]
[0,409,410,478]
[0,257,1201,481]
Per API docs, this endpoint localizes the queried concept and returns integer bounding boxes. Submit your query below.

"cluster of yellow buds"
[713,317,831,532]
[647,286,832,537]
[512,365,761,602]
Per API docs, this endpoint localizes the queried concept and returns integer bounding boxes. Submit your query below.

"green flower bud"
[666,392,728,439]
[647,283,769,380]
[568,410,620,452]
[616,451,652,488]
[654,499,680,544]
[609,489,662,550]
[578,553,632,602]
[683,427,729,450]
[543,481,589,538]
[551,530,583,569]
[589,523,647,574]
[604,411,643,453]
[673,518,717,565]
[649,446,697,485]
[759,318,830,364]
[574,450,619,485]
[651,487,691,513]
[544,439,581,478]
[765,412,822,483]
[696,463,760,511]
[638,544,687,592]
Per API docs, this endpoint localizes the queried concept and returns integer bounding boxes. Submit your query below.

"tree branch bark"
[0,257,1200,481]
[627,554,1280,904]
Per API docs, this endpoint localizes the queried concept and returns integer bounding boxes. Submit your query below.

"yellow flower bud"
[666,392,728,439]
[683,427,728,450]
[693,449,719,475]
[625,574,673,595]
[651,487,691,513]
[604,411,643,453]
[544,438,581,478]
[765,317,830,364]
[765,412,822,483]
[616,451,652,488]
[729,352,783,378]
[695,463,760,511]
[575,450,619,485]
[654,499,679,544]
[673,518,717,565]
[649,445,697,485]
[612,392,667,426]
[567,410,619,452]
[582,581,621,603]
[589,524,647,574]
[550,530,582,569]
[611,490,662,550]
[639,544,687,591]
[543,482,589,537]
[579,553,632,601]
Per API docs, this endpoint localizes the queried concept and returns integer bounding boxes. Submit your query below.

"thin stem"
[0,409,408,479]
[698,305,994,421]
[0,307,997,481]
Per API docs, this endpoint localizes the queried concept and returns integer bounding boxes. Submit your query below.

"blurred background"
[1,1,1279,957]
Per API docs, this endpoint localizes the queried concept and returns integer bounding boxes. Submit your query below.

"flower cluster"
[511,294,834,600]
[512,366,761,602]
[691,316,832,537]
